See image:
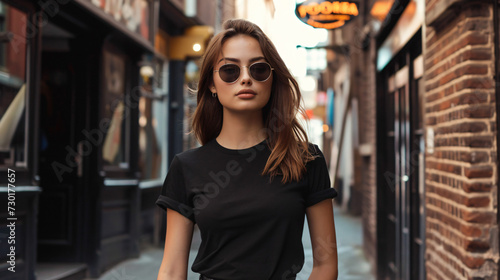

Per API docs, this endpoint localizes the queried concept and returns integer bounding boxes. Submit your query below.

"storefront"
[362,0,499,278]
[0,1,44,278]
[317,0,428,278]
[374,0,426,279]
[0,0,158,278]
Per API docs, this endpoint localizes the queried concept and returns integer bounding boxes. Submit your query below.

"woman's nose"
[240,66,252,85]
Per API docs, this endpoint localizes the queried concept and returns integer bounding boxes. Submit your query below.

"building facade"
[423,1,498,279]
[324,0,499,279]
[0,0,227,279]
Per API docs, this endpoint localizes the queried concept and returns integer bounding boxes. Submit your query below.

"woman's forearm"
[308,264,338,280]
[157,261,188,280]
[157,270,186,280]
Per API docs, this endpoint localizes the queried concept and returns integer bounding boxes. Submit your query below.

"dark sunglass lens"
[250,63,271,81]
[219,64,240,83]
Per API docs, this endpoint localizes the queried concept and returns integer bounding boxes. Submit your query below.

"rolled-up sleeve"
[305,145,337,207]
[156,156,195,222]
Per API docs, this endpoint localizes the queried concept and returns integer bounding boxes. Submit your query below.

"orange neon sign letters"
[295,0,359,30]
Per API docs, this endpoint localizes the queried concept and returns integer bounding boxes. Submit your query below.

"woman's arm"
[157,208,194,280]
[306,199,338,280]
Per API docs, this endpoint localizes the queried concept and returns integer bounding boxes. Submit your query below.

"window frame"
[139,58,169,188]
[0,0,37,186]
[100,44,132,173]
[0,0,31,171]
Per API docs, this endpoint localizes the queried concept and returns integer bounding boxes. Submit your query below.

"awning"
[74,0,156,54]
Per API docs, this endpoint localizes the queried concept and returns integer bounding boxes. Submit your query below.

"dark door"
[377,31,425,280]
[377,67,397,280]
[37,21,89,262]
[394,66,411,280]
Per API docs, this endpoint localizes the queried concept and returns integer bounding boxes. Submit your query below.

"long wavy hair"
[192,19,314,183]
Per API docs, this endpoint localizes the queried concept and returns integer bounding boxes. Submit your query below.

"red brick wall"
[424,1,498,279]
[7,7,27,81]
[360,35,378,275]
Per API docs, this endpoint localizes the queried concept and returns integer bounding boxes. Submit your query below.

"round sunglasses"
[214,62,274,83]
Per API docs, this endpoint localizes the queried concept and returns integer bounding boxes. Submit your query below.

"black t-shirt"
[156,138,337,280]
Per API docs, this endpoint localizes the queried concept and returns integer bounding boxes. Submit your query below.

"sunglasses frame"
[214,61,274,84]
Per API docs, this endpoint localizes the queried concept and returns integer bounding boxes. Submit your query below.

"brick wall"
[345,8,365,216]
[360,34,378,275]
[339,0,379,272]
[424,1,498,279]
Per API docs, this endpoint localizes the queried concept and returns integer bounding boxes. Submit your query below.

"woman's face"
[211,34,273,114]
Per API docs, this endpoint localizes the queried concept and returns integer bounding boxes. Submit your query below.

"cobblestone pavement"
[95,205,374,280]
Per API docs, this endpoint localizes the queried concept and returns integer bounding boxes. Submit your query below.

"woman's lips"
[237,90,256,99]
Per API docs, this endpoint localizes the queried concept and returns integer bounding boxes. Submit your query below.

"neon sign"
[295,0,359,29]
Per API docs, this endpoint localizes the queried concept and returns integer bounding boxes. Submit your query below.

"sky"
[268,0,329,77]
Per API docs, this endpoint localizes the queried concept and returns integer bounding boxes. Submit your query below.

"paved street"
[96,205,374,280]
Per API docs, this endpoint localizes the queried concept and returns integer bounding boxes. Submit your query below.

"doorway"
[376,31,425,280]
[37,21,88,269]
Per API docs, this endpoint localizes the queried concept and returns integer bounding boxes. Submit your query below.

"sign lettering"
[296,0,359,30]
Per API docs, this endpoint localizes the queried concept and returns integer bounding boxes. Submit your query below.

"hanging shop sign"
[89,0,150,40]
[295,0,359,29]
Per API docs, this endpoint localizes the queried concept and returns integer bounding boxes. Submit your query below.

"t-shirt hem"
[156,195,196,223]
[305,188,337,207]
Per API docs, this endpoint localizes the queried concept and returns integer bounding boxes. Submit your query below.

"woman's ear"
[210,85,217,93]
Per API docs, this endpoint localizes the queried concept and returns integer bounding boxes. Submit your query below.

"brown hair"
[192,18,314,183]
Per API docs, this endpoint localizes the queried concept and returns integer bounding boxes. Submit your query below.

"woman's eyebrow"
[217,56,266,64]
[249,56,266,63]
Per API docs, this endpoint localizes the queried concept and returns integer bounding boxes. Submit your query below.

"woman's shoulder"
[306,142,323,157]
[304,143,329,177]
[173,140,217,164]
[174,146,203,162]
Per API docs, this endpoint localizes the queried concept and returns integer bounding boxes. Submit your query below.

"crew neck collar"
[211,138,268,155]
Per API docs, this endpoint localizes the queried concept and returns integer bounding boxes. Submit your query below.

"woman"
[156,19,338,280]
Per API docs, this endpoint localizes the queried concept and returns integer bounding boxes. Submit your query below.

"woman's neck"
[216,109,267,149]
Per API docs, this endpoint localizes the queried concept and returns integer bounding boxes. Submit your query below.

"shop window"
[102,48,130,169]
[138,59,168,181]
[0,3,28,168]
